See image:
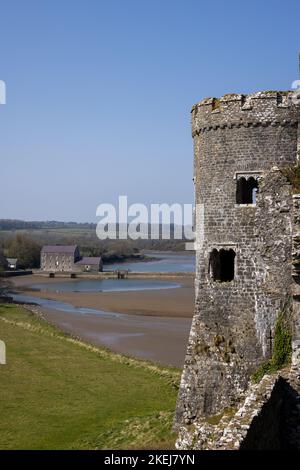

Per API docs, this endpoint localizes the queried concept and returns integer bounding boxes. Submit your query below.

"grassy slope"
[0,304,179,450]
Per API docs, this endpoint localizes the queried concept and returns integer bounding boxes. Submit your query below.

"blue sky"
[0,0,299,222]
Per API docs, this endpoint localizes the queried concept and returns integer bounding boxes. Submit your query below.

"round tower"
[176,91,300,426]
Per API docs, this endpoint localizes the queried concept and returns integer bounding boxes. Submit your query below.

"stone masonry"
[175,91,300,447]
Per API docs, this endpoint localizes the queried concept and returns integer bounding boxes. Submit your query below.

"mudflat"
[11,275,194,318]
[39,307,192,367]
[10,274,194,366]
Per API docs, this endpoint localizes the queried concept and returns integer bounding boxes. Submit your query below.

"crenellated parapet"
[192,91,299,136]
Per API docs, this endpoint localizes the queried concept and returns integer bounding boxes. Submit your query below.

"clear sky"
[0,0,299,222]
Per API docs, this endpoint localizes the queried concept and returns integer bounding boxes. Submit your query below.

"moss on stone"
[206,413,223,425]
[206,407,237,425]
[222,351,230,363]
[260,90,289,95]
[280,164,300,193]
[195,340,210,356]
[272,310,292,367]
[251,307,292,383]
[222,93,240,98]
[212,98,220,110]
[213,334,225,347]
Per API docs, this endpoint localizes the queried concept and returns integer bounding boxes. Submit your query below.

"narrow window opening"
[219,249,235,281]
[236,176,258,204]
[209,249,220,280]
[209,248,235,282]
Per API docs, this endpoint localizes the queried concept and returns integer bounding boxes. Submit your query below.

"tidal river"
[11,252,195,367]
[105,251,195,273]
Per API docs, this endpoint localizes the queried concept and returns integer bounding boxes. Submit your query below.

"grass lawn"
[0,304,180,450]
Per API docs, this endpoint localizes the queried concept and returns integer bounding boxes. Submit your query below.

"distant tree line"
[0,220,192,242]
[1,234,41,269]
[0,219,96,231]
[0,219,194,269]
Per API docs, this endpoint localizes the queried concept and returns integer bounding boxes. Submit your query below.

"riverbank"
[0,303,178,449]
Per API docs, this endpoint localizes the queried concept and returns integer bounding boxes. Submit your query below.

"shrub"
[281,164,300,193]
[251,306,292,383]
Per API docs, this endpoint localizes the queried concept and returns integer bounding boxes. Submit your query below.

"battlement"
[192,91,299,136]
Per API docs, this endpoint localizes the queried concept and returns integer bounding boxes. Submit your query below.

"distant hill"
[0,219,96,231]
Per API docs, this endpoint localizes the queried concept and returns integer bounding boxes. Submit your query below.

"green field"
[0,304,179,450]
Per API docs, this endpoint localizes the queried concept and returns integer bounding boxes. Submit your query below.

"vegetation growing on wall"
[252,307,292,383]
[281,164,300,193]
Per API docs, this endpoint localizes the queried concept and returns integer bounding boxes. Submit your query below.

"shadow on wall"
[240,377,300,450]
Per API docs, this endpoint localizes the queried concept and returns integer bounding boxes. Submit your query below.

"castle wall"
[175,92,300,427]
[176,370,300,450]
[292,195,300,338]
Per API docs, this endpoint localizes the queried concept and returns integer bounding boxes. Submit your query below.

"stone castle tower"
[175,91,300,435]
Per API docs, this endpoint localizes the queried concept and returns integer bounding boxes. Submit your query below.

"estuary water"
[105,251,195,273]
[28,278,181,294]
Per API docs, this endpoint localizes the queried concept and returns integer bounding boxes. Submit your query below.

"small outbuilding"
[75,257,103,273]
[6,258,18,270]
